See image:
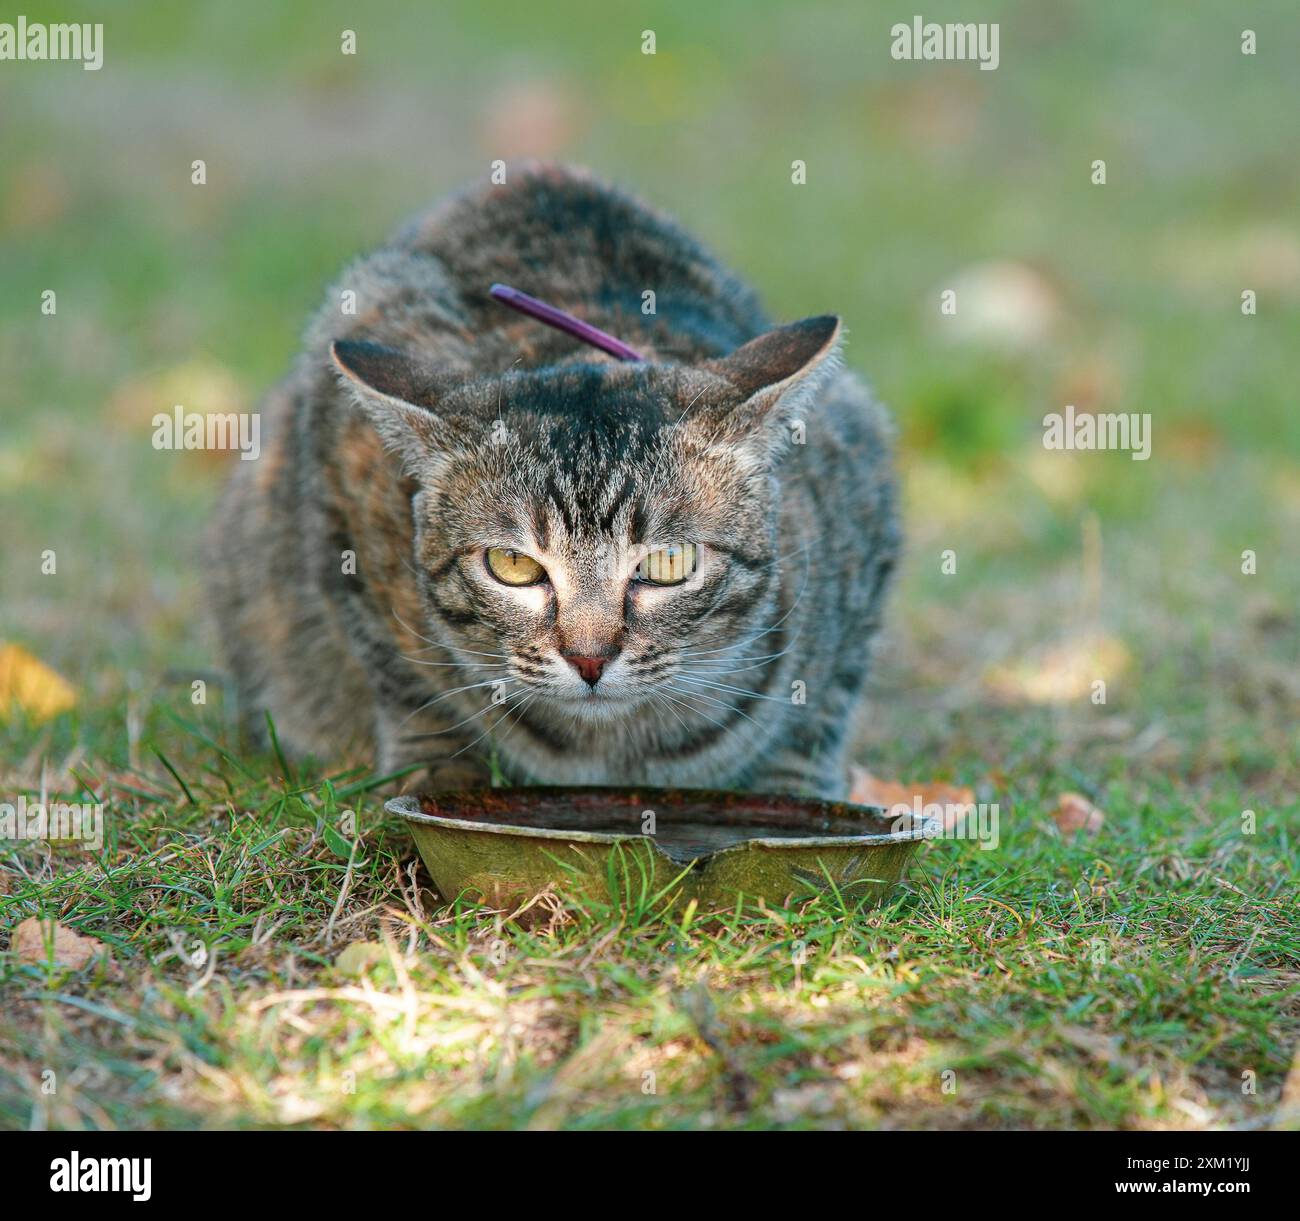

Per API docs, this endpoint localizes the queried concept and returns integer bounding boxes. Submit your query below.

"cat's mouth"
[540,679,650,719]
[550,685,642,708]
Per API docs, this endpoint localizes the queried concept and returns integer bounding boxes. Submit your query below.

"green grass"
[2,0,1299,1129]
[1,706,1295,1129]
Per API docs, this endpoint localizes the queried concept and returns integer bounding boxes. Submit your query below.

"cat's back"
[304,163,772,370]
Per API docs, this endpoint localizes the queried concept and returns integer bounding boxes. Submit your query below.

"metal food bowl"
[386,786,937,914]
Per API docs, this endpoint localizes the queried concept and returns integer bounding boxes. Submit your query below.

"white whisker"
[673,675,789,705]
[410,682,526,738]
[398,677,516,728]
[665,681,764,726]
[657,689,732,734]
[392,609,510,659]
[450,688,536,759]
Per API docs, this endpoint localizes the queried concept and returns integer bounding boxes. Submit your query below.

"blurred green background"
[2,0,1297,785]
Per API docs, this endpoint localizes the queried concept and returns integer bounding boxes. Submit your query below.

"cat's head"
[330,317,840,721]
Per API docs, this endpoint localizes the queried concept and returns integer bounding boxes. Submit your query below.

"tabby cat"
[205,165,898,798]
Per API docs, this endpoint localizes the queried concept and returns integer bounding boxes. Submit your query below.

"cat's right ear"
[330,339,451,456]
[692,316,843,466]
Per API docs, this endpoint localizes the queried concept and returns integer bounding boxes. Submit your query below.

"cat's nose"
[562,647,619,687]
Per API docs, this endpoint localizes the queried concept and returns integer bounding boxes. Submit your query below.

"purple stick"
[490,283,645,362]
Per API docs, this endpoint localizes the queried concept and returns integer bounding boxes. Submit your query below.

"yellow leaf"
[0,643,76,722]
[334,941,386,976]
[11,917,103,969]
[1052,792,1105,835]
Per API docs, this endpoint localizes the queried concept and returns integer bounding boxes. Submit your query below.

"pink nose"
[564,652,614,687]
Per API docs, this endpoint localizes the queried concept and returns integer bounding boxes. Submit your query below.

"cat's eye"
[635,543,698,586]
[486,547,546,586]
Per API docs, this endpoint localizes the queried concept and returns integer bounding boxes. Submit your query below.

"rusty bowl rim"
[384,787,940,855]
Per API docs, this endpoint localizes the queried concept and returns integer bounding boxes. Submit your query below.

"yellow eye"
[635,543,698,586]
[486,547,546,586]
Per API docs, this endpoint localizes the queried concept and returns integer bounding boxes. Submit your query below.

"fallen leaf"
[849,766,976,831]
[1053,792,1105,835]
[11,917,103,969]
[0,643,77,722]
[334,941,386,976]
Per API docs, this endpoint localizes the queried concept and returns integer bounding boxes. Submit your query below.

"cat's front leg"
[748,711,855,801]
[375,703,493,794]
[752,751,851,801]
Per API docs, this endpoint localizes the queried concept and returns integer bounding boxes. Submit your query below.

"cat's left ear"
[698,315,843,458]
[330,339,458,457]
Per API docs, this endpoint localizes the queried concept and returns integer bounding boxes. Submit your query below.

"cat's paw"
[389,760,492,796]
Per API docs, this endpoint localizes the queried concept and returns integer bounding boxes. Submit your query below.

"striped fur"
[205,165,898,798]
